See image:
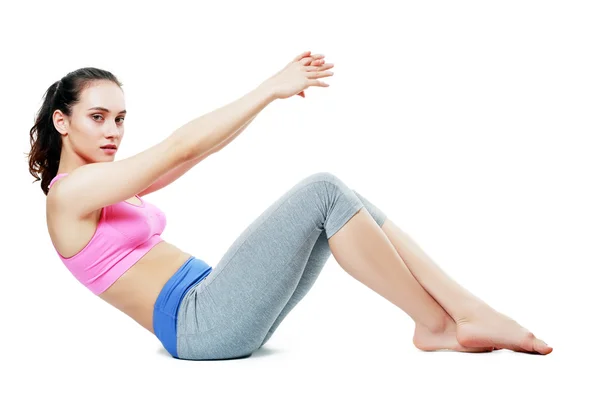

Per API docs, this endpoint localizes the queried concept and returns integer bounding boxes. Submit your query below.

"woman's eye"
[92,115,125,123]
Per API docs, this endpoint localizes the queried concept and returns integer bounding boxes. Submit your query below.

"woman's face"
[53,80,126,163]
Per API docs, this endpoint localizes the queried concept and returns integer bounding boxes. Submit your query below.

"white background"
[1,0,598,398]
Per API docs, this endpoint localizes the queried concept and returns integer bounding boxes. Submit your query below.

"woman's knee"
[298,171,347,190]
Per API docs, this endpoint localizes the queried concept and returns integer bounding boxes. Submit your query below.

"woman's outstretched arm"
[137,84,273,197]
[172,85,274,160]
[137,115,257,197]
[139,51,328,196]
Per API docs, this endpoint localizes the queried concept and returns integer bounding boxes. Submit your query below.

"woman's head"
[28,67,125,195]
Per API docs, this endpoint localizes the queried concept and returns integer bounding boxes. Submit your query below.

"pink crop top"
[48,173,167,295]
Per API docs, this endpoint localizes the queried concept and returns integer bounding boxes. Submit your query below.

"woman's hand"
[260,51,334,100]
[295,53,332,98]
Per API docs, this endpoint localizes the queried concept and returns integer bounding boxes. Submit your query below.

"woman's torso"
[47,194,192,334]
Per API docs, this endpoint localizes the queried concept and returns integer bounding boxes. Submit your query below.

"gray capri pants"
[175,171,388,360]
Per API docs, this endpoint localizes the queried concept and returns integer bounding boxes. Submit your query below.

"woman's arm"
[140,51,322,196]
[171,85,274,160]
[137,115,257,197]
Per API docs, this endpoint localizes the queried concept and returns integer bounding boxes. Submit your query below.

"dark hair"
[27,67,123,196]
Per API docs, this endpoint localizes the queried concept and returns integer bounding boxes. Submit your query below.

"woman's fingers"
[300,54,324,63]
[299,53,325,65]
[291,51,331,96]
[299,56,315,66]
[305,62,334,71]
[293,51,311,62]
[306,70,334,79]
[308,60,324,68]
[306,79,329,87]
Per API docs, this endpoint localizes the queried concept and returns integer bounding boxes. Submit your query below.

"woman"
[28,50,552,360]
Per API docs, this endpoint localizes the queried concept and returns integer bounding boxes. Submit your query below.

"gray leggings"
[175,172,387,360]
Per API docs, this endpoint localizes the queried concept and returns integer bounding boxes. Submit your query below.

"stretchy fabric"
[152,172,387,360]
[48,173,168,295]
[153,256,213,358]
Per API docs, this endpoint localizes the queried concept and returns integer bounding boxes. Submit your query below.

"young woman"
[28,51,552,360]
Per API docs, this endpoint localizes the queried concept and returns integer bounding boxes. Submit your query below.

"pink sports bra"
[48,173,167,295]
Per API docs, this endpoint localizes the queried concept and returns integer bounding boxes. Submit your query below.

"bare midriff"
[97,240,193,334]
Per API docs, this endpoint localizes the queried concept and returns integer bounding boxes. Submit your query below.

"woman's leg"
[346,190,551,354]
[256,228,329,348]
[378,218,552,354]
[175,172,473,360]
[259,188,489,353]
[256,188,391,349]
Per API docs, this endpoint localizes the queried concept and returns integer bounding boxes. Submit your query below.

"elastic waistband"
[153,255,212,358]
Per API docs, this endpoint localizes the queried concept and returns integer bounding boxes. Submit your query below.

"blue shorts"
[153,255,212,358]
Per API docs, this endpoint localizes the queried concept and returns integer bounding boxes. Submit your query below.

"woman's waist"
[98,241,193,315]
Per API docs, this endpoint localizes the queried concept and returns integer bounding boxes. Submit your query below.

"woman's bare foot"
[413,318,494,352]
[455,305,553,355]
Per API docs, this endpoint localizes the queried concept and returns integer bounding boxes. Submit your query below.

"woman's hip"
[153,255,213,358]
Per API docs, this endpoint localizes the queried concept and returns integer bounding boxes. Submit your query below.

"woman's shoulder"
[46,187,104,259]
[46,174,69,214]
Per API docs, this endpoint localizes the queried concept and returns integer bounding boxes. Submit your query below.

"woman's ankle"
[454,301,495,324]
[416,313,454,334]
